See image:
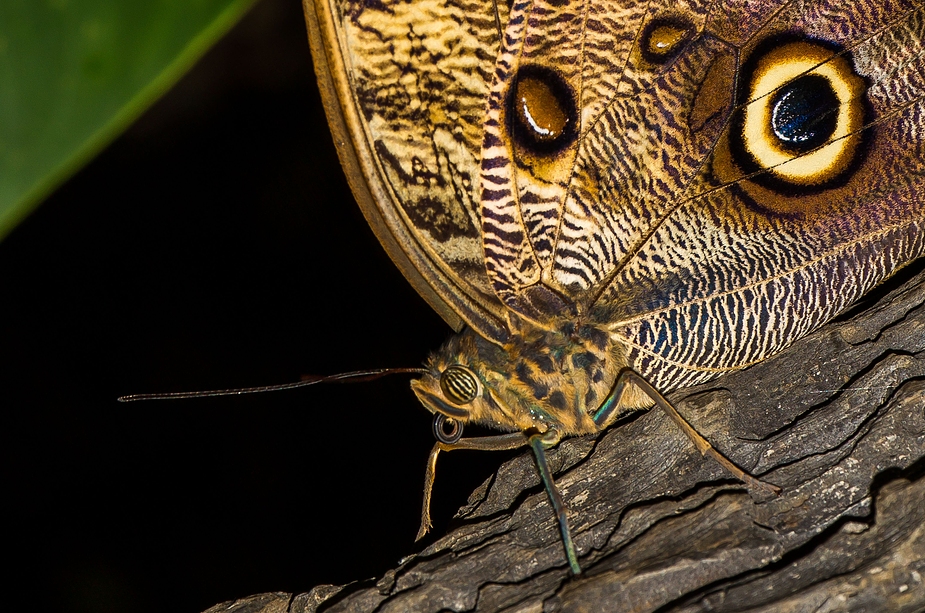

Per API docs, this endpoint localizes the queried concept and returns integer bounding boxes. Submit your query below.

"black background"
[0,0,509,611]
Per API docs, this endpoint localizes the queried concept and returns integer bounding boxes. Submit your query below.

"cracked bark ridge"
[204,263,925,613]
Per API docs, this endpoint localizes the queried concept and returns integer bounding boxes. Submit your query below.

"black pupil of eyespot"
[441,367,477,404]
[770,74,839,153]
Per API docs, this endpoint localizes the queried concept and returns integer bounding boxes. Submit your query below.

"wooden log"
[204,263,925,613]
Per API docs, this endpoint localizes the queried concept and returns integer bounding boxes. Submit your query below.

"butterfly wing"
[307,0,924,388]
[478,0,925,389]
[304,0,510,341]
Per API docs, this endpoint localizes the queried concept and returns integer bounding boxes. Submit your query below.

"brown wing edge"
[301,0,509,343]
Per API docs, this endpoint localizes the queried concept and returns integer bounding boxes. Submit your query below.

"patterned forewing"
[328,0,508,334]
[479,0,708,310]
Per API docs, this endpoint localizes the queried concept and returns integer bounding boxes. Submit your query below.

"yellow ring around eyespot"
[741,42,865,185]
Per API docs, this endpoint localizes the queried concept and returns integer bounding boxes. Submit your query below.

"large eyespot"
[711,37,870,217]
[432,414,463,444]
[733,39,866,188]
[439,365,479,405]
[640,17,696,64]
[505,65,578,156]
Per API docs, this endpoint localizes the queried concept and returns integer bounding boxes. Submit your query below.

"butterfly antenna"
[117,367,427,402]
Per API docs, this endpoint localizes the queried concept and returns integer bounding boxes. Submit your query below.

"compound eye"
[439,365,479,405]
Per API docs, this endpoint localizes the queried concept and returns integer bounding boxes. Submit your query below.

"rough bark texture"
[205,264,925,613]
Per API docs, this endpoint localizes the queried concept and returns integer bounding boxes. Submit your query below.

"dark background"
[0,0,509,611]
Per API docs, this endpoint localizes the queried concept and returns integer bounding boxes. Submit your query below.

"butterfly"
[303,0,925,574]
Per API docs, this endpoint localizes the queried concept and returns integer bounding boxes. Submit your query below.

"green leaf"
[0,0,257,240]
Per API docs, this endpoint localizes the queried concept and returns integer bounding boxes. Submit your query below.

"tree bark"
[205,264,925,613]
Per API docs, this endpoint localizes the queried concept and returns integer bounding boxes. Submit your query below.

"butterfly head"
[410,329,531,440]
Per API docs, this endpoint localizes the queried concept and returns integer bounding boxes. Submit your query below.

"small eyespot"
[640,17,696,64]
[733,39,866,189]
[506,65,577,156]
[440,365,479,405]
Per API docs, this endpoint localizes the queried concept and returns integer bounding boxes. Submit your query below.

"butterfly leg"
[417,429,582,575]
[417,432,528,541]
[528,428,582,575]
[593,369,780,496]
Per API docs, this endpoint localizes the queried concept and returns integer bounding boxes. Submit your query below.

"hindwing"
[478,0,925,391]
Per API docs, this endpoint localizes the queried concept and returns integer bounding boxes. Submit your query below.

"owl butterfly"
[303,0,925,574]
